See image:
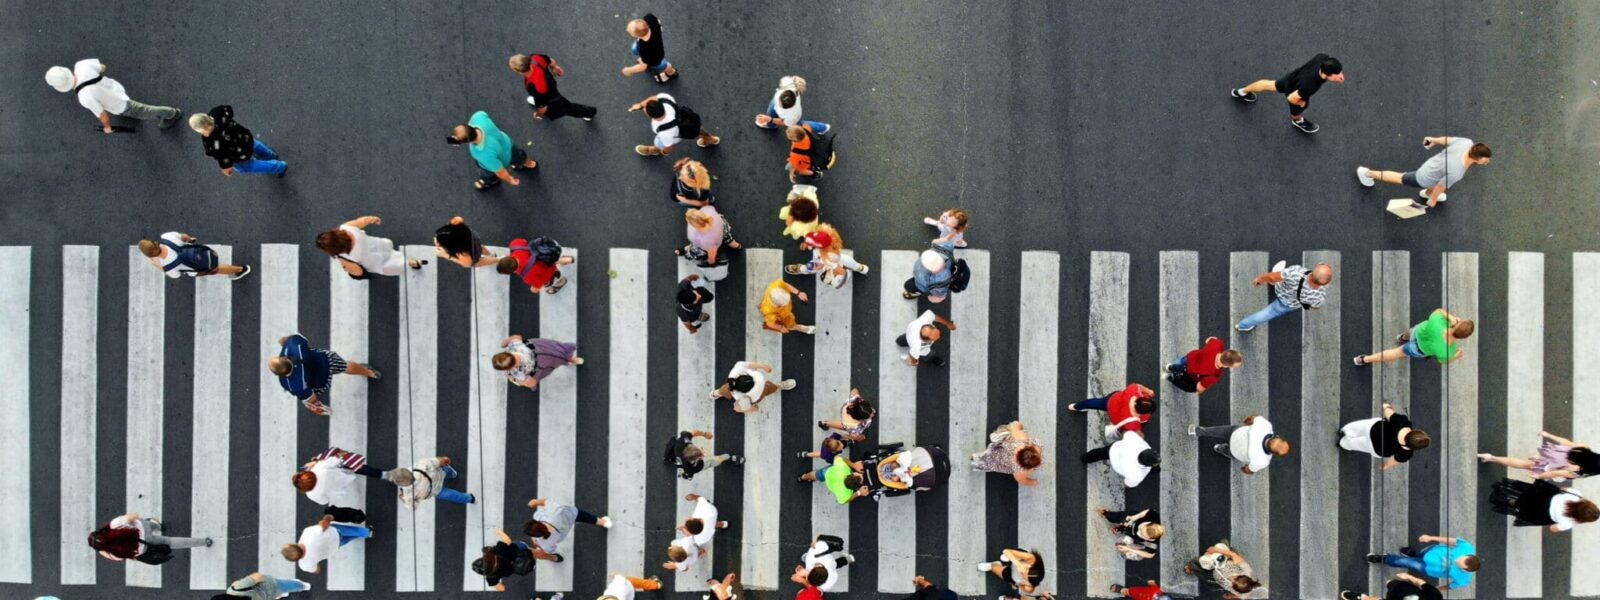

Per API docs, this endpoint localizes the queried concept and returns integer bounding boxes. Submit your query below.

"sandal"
[408,259,428,270]
[786,264,805,275]
[902,291,920,300]
[817,420,829,432]
[697,134,721,148]
[474,180,490,190]
[546,276,568,294]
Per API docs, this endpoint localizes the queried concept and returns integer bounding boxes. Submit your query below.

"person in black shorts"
[622,13,677,82]
[1230,53,1345,133]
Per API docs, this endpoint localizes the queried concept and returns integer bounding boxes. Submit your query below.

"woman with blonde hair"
[315,215,425,278]
[672,157,715,207]
[678,205,741,280]
[1098,507,1165,561]
[785,225,869,288]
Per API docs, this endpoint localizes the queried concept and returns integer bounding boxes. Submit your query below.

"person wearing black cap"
[1229,53,1345,133]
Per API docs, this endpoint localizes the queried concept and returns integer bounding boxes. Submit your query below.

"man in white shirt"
[45,58,182,133]
[898,310,957,366]
[1191,416,1290,474]
[628,92,719,156]
[663,493,728,571]
[281,514,370,574]
[1080,429,1159,488]
[791,534,853,592]
[137,231,251,280]
[709,360,796,414]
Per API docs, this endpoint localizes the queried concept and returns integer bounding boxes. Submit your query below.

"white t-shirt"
[304,459,360,506]
[156,231,189,278]
[905,311,937,358]
[669,535,700,571]
[295,524,341,573]
[108,515,148,539]
[803,540,842,591]
[689,497,718,546]
[603,573,637,600]
[1108,431,1153,488]
[726,361,767,411]
[650,93,681,148]
[1229,418,1276,472]
[1552,488,1587,532]
[770,88,803,125]
[73,58,130,116]
[339,225,405,276]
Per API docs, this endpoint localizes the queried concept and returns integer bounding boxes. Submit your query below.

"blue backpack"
[159,239,218,275]
[508,237,562,276]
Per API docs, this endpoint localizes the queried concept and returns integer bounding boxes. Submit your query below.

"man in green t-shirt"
[448,110,539,190]
[1353,308,1474,366]
[797,455,870,504]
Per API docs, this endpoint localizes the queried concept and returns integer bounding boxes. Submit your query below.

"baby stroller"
[861,443,950,500]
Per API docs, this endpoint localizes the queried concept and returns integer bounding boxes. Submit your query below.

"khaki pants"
[118,100,181,128]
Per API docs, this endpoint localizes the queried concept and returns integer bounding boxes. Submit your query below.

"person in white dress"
[315,216,426,277]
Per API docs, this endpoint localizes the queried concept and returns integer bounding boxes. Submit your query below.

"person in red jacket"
[1067,383,1156,435]
[1165,337,1244,394]
[1111,580,1170,600]
[496,237,575,295]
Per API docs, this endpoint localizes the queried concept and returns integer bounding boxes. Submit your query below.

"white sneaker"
[797,325,816,334]
[1355,166,1375,187]
[976,562,993,572]
[780,379,797,390]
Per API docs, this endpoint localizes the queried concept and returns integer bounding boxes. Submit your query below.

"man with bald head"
[903,245,956,304]
[897,310,957,367]
[270,333,381,416]
[1235,261,1333,332]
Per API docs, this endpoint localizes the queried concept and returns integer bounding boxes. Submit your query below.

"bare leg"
[1370,170,1407,185]
[1359,347,1410,364]
[345,361,376,377]
[1239,79,1277,94]
[214,264,244,276]
[1477,454,1536,469]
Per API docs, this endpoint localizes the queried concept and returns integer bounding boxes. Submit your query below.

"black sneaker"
[1342,591,1362,600]
[1292,119,1319,133]
[794,451,811,459]
[277,163,290,178]
[1230,88,1257,102]
[1365,553,1382,564]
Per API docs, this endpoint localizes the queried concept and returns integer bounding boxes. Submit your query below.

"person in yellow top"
[780,184,821,240]
[760,278,815,334]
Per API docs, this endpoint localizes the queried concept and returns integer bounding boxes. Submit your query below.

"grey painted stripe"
[740,248,784,590]
[947,249,990,596]
[812,250,853,592]
[396,246,439,592]
[537,248,580,592]
[1441,252,1479,599]
[1154,251,1195,598]
[1227,252,1268,598]
[675,257,715,592]
[1368,251,1410,594]
[0,247,29,584]
[875,250,919,593]
[125,246,165,588]
[188,246,232,589]
[327,258,370,591]
[1019,251,1060,596]
[1573,254,1600,597]
[1087,251,1130,598]
[606,249,648,578]
[258,245,299,579]
[1299,250,1340,600]
[463,255,511,590]
[59,246,97,586]
[1504,252,1544,598]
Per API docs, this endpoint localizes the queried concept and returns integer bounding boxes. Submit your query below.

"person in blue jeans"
[1235,262,1333,332]
[1365,533,1478,590]
[392,455,476,507]
[754,76,831,134]
[190,106,287,177]
[214,571,312,599]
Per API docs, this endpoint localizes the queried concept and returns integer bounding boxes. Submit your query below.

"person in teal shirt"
[1366,533,1478,590]
[797,455,869,504]
[1353,308,1474,366]
[448,111,538,190]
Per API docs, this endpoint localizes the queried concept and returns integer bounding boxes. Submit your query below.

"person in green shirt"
[447,110,538,190]
[1354,308,1473,366]
[797,455,870,504]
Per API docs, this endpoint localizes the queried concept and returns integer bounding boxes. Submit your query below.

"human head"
[1137,449,1161,467]
[1569,447,1600,473]
[807,565,828,586]
[678,158,710,189]
[1267,436,1292,456]
[728,374,756,393]
[508,53,530,73]
[778,90,797,110]
[1467,143,1493,164]
[1452,319,1476,339]
[802,230,833,250]
[920,249,947,273]
[1142,523,1166,540]
[1569,500,1600,523]
[1319,57,1345,82]
[137,239,162,258]
[787,196,819,223]
[1405,430,1432,449]
[1310,263,1335,286]
[388,468,414,486]
[682,444,705,463]
[281,544,304,561]
[846,398,874,421]
[1459,555,1480,572]
[1017,446,1043,469]
[291,471,316,492]
[45,65,74,92]
[188,113,215,135]
[667,545,689,562]
[942,208,969,231]
[769,287,791,307]
[525,520,551,539]
[683,518,705,535]
[1220,349,1244,368]
[843,473,864,489]
[920,324,943,344]
[268,356,296,376]
[315,229,353,257]
[447,123,477,145]
[644,98,665,119]
[492,352,517,371]
[676,286,703,306]
[496,256,520,275]
[1232,576,1262,594]
[685,208,712,229]
[472,547,499,575]
[1133,397,1156,415]
[626,18,649,39]
[785,125,806,142]
[823,437,845,454]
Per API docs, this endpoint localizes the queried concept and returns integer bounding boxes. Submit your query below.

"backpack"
[949,258,971,293]
[159,239,218,275]
[1165,367,1200,393]
[510,237,563,276]
[803,127,837,174]
[655,97,703,139]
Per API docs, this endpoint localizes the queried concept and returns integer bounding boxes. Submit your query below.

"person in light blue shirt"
[1366,533,1478,590]
[447,111,538,190]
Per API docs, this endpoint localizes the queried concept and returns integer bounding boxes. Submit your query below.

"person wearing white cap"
[45,59,182,133]
[902,243,956,303]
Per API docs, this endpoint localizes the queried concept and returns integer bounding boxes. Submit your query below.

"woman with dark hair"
[977,548,1045,595]
[1098,507,1165,561]
[780,185,820,240]
[1489,477,1600,532]
[1340,402,1431,470]
[972,421,1044,486]
[672,157,714,207]
[1185,541,1261,599]
[471,527,535,591]
[315,215,425,278]
[818,388,876,442]
[433,216,499,269]
[90,511,211,563]
[1478,430,1600,483]
[710,360,795,414]
[492,334,582,391]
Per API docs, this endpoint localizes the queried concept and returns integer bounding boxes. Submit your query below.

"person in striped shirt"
[1235,262,1333,332]
[269,333,380,416]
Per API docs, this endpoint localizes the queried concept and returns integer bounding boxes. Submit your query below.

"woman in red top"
[1067,383,1156,434]
[1166,337,1243,394]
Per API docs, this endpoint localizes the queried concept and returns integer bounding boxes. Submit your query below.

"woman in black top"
[433,216,498,269]
[672,157,714,207]
[1340,572,1443,600]
[1339,403,1430,470]
[1489,477,1599,532]
[1099,507,1164,561]
[471,528,533,591]
[188,105,288,177]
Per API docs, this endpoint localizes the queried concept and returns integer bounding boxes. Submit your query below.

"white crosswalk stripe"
[125,245,165,589]
[59,246,97,586]
[1572,253,1600,597]
[1369,251,1410,595]
[1227,251,1270,599]
[189,245,233,590]
[0,247,31,584]
[1300,250,1341,600]
[1441,252,1480,599]
[812,250,853,592]
[742,248,784,591]
[1505,252,1544,598]
[876,250,918,593]
[607,249,649,579]
[1018,251,1060,595]
[257,244,299,580]
[463,252,511,591]
[1155,250,1195,598]
[395,245,439,592]
[947,249,990,596]
[677,257,716,591]
[328,257,370,591]
[536,247,581,592]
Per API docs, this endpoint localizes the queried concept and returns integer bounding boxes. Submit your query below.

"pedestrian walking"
[434,216,500,269]
[509,52,596,122]
[923,208,969,248]
[1365,534,1479,590]
[1185,541,1261,599]
[621,13,676,81]
[630,93,719,156]
[138,231,252,280]
[1339,402,1431,470]
[472,527,536,591]
[755,75,831,133]
[601,572,664,600]
[1097,507,1165,561]
[315,216,425,279]
[1357,136,1492,207]
[663,493,726,572]
[282,514,371,575]
[898,309,956,366]
[1489,478,1598,532]
[902,575,961,600]
[1081,429,1159,489]
[46,58,182,133]
[798,454,871,504]
[90,511,212,564]
[1229,53,1344,133]
[212,571,312,599]
[818,388,876,441]
[791,534,854,593]
[1110,580,1170,600]
[1164,336,1242,394]
[497,235,573,295]
[785,123,834,183]
[190,106,288,177]
[1235,261,1333,332]
[665,429,744,480]
[1340,573,1443,600]
[672,157,715,207]
[390,455,475,508]
[759,277,815,334]
[710,360,796,414]
[1354,308,1473,366]
[1478,430,1600,483]
[1191,417,1289,474]
[973,421,1044,486]
[680,206,742,277]
[676,273,715,334]
[448,111,537,190]
[291,447,392,510]
[796,434,848,462]
[493,334,582,391]
[270,333,380,416]
[977,548,1045,596]
[902,244,957,304]
[781,184,821,240]
[1067,382,1157,436]
[523,497,612,562]
[786,226,870,288]
[707,572,740,600]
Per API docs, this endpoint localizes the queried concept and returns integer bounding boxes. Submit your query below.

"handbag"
[1165,367,1200,393]
[1104,415,1140,439]
[135,541,174,565]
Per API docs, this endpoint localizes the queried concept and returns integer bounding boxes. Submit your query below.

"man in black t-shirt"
[623,13,678,82]
[664,429,744,479]
[1341,572,1443,600]
[1230,53,1345,133]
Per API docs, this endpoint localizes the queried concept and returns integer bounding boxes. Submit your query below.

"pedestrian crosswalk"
[7,244,1600,599]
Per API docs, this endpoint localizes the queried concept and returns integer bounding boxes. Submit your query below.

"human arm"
[99,110,113,133]
[319,514,335,529]
[1417,534,1456,547]
[1396,572,1428,586]
[747,362,774,373]
[494,166,520,186]
[526,497,547,509]
[691,429,714,440]
[1243,415,1257,425]
[500,334,523,346]
[1534,469,1580,481]
[1542,431,1584,448]
[1014,469,1039,486]
[492,527,513,545]
[1383,402,1396,418]
[547,57,565,77]
[1285,90,1306,107]
[1422,136,1452,147]
[1424,183,1446,207]
[98,550,123,561]
[783,281,810,303]
[341,216,381,230]
[1381,458,1402,470]
[933,313,957,331]
[1007,421,1029,440]
[1115,543,1156,559]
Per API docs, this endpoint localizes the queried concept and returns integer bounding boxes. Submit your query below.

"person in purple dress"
[1478,430,1599,483]
[492,335,583,391]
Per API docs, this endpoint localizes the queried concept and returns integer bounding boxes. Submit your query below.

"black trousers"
[1081,444,1114,464]
[813,534,850,568]
[542,96,598,121]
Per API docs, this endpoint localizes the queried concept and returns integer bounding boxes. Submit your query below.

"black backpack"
[159,239,218,275]
[655,98,703,140]
[804,127,837,173]
[510,237,563,275]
